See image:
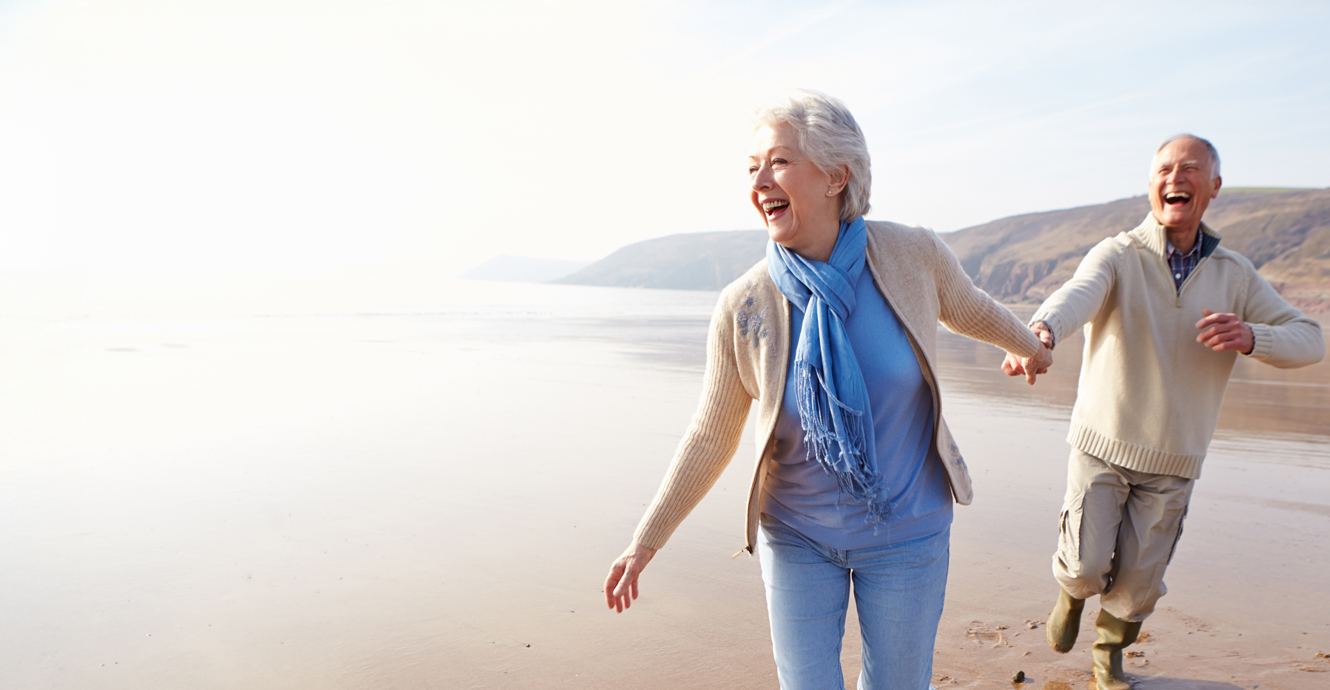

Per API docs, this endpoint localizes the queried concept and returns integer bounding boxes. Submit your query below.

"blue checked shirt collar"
[1165,229,1204,292]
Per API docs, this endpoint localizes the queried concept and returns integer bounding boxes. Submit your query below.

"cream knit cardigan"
[1031,215,1325,480]
[632,220,1043,554]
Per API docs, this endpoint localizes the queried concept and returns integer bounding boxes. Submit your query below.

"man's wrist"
[1032,320,1055,350]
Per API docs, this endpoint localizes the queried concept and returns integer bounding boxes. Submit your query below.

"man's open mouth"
[1164,192,1192,206]
[762,199,789,217]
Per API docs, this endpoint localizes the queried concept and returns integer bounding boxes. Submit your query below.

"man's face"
[1149,137,1221,234]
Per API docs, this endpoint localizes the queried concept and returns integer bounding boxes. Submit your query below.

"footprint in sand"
[964,621,1009,648]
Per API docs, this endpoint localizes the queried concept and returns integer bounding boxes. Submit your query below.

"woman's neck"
[794,218,843,263]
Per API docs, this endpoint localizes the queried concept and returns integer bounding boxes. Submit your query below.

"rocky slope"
[942,188,1330,310]
[553,188,1330,310]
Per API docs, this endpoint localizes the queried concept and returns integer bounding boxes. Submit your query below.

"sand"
[0,285,1326,689]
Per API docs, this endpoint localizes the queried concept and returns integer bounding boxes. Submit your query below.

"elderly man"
[1003,134,1325,690]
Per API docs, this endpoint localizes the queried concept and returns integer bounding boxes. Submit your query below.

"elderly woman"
[603,91,1051,690]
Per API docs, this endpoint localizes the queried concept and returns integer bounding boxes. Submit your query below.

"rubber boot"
[1045,588,1085,653]
[1092,609,1142,690]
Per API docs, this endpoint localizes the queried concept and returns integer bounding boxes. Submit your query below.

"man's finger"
[1204,331,1240,350]
[1199,323,1239,345]
[1197,324,1231,342]
[1197,310,1237,329]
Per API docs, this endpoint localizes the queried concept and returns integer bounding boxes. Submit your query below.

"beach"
[1,279,1326,689]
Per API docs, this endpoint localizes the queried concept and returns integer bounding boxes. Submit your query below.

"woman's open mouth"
[762,199,790,218]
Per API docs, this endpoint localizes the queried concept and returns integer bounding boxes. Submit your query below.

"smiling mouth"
[762,199,789,217]
[1164,192,1192,206]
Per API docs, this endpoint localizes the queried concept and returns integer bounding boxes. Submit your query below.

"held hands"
[1196,309,1254,354]
[1001,322,1055,385]
[603,541,657,613]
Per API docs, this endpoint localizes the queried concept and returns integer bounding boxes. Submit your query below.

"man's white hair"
[1157,133,1221,178]
[755,90,872,221]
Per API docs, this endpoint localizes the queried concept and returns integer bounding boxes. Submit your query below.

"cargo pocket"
[1166,506,1188,565]
[1058,493,1085,564]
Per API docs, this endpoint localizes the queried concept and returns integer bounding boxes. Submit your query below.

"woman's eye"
[773,159,788,166]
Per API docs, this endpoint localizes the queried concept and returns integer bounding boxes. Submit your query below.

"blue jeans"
[757,515,949,690]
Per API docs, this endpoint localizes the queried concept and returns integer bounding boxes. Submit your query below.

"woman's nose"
[752,165,773,190]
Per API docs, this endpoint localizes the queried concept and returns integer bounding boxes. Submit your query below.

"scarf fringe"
[796,361,891,524]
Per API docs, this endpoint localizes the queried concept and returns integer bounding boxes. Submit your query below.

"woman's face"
[748,123,843,260]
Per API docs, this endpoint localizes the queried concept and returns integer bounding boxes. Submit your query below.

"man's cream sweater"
[632,221,1043,554]
[1031,215,1324,480]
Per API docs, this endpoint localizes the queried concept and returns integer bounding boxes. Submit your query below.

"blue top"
[761,266,954,550]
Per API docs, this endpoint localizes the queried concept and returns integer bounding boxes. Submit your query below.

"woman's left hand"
[1002,343,1052,385]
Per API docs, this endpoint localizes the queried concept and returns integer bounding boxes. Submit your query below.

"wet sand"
[0,285,1326,689]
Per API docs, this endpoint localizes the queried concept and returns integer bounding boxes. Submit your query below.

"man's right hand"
[1031,321,1055,350]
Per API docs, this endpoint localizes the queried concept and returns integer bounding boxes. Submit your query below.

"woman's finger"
[604,565,625,611]
[613,568,635,599]
[612,567,638,611]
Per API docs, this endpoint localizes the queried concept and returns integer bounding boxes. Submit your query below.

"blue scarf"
[766,216,888,524]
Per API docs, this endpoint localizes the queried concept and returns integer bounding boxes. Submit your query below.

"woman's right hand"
[604,541,658,613]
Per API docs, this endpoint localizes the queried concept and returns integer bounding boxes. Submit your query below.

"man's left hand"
[1196,308,1253,354]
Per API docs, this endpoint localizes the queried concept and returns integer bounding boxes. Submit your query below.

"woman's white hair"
[755,90,872,221]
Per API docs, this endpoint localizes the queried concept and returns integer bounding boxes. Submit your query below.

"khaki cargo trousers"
[1052,448,1194,623]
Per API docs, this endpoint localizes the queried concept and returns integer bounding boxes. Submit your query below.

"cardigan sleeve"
[1031,236,1122,346]
[632,292,756,550]
[1240,265,1325,369]
[929,230,1042,358]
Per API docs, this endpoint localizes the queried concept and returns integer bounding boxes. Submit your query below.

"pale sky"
[2,0,1328,280]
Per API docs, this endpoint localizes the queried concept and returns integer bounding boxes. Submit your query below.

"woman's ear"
[828,164,850,195]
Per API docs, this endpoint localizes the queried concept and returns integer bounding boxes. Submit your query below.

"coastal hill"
[554,188,1330,310]
[551,230,768,290]
[941,188,1330,310]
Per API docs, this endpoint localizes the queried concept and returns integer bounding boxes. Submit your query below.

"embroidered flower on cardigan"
[736,283,770,347]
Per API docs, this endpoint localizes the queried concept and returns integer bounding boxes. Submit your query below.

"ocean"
[1,278,1326,688]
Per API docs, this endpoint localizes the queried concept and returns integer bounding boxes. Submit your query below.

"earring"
[826,189,836,196]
